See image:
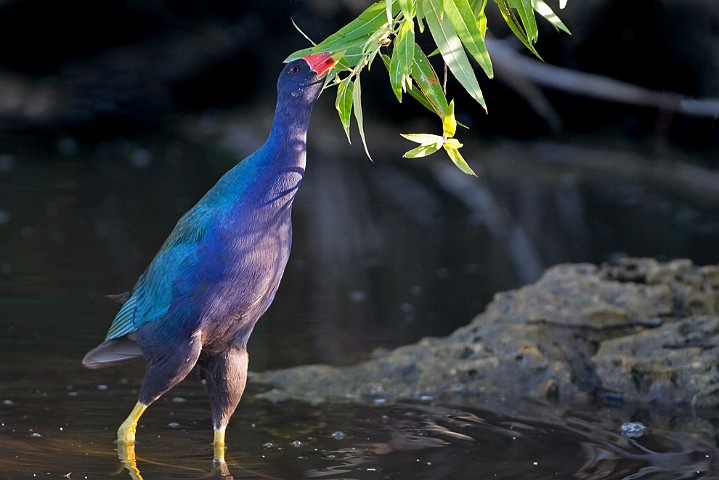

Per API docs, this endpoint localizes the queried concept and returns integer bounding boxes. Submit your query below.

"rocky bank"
[254,258,719,411]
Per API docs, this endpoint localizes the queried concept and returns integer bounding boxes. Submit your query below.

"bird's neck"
[233,101,312,210]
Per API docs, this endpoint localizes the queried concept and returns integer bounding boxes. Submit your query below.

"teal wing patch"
[104,204,214,340]
[106,294,139,339]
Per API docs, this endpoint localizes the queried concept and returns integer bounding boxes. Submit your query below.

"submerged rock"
[254,258,719,409]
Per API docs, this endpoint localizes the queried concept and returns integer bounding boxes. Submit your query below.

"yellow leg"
[213,427,226,463]
[117,402,147,445]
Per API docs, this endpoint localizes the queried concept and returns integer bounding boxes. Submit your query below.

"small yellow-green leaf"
[444,143,476,175]
[443,99,457,138]
[404,142,442,158]
[401,133,444,144]
[335,77,354,142]
[443,137,463,149]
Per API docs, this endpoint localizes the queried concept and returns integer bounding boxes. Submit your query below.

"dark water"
[1,121,719,478]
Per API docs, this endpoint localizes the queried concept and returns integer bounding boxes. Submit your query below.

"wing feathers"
[82,337,144,369]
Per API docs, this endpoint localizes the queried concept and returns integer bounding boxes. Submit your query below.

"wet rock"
[254,258,719,409]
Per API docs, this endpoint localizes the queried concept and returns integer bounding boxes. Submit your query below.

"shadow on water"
[1,115,719,478]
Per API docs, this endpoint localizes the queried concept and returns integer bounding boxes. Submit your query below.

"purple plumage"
[82,53,336,460]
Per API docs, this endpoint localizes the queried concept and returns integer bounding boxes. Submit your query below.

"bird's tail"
[82,337,144,369]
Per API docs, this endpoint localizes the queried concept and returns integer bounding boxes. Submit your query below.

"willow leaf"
[532,0,570,34]
[335,77,354,142]
[404,142,442,158]
[443,100,457,138]
[496,0,541,58]
[284,1,389,61]
[401,133,444,144]
[423,0,486,110]
[443,0,493,78]
[444,143,476,175]
[389,19,415,100]
[409,45,449,117]
[508,0,538,43]
[398,0,415,19]
[352,76,372,160]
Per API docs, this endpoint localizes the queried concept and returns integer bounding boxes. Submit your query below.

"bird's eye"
[289,64,300,75]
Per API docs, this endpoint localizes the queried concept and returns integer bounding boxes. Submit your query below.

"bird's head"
[278,52,337,105]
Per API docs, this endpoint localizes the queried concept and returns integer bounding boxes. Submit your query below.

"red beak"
[302,52,336,75]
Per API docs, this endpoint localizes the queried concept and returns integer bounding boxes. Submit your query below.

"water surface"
[1,127,718,478]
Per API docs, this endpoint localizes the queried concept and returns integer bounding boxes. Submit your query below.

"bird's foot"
[117,402,147,445]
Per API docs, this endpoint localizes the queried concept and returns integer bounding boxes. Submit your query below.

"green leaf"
[423,0,487,110]
[532,0,570,34]
[444,143,476,175]
[404,142,442,158]
[416,0,426,32]
[443,99,457,138]
[398,0,416,19]
[335,77,354,142]
[408,45,450,117]
[495,0,541,58]
[285,1,389,62]
[389,18,415,101]
[383,53,434,114]
[508,0,538,42]
[352,75,372,160]
[401,132,444,144]
[443,0,494,78]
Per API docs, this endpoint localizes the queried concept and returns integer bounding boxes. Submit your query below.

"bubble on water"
[349,290,366,302]
[262,442,274,448]
[30,432,42,438]
[67,391,79,397]
[331,431,345,440]
[167,422,180,429]
[172,397,186,403]
[97,384,108,391]
[56,137,79,157]
[620,421,646,438]
[3,399,13,405]
[292,440,302,448]
[0,154,16,171]
[130,149,152,170]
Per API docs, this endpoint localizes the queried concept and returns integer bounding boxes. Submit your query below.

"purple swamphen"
[83,52,336,461]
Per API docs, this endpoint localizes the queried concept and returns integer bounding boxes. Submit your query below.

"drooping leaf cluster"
[287,0,569,175]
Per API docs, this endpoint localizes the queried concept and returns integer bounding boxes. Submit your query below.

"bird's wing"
[105,205,213,340]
